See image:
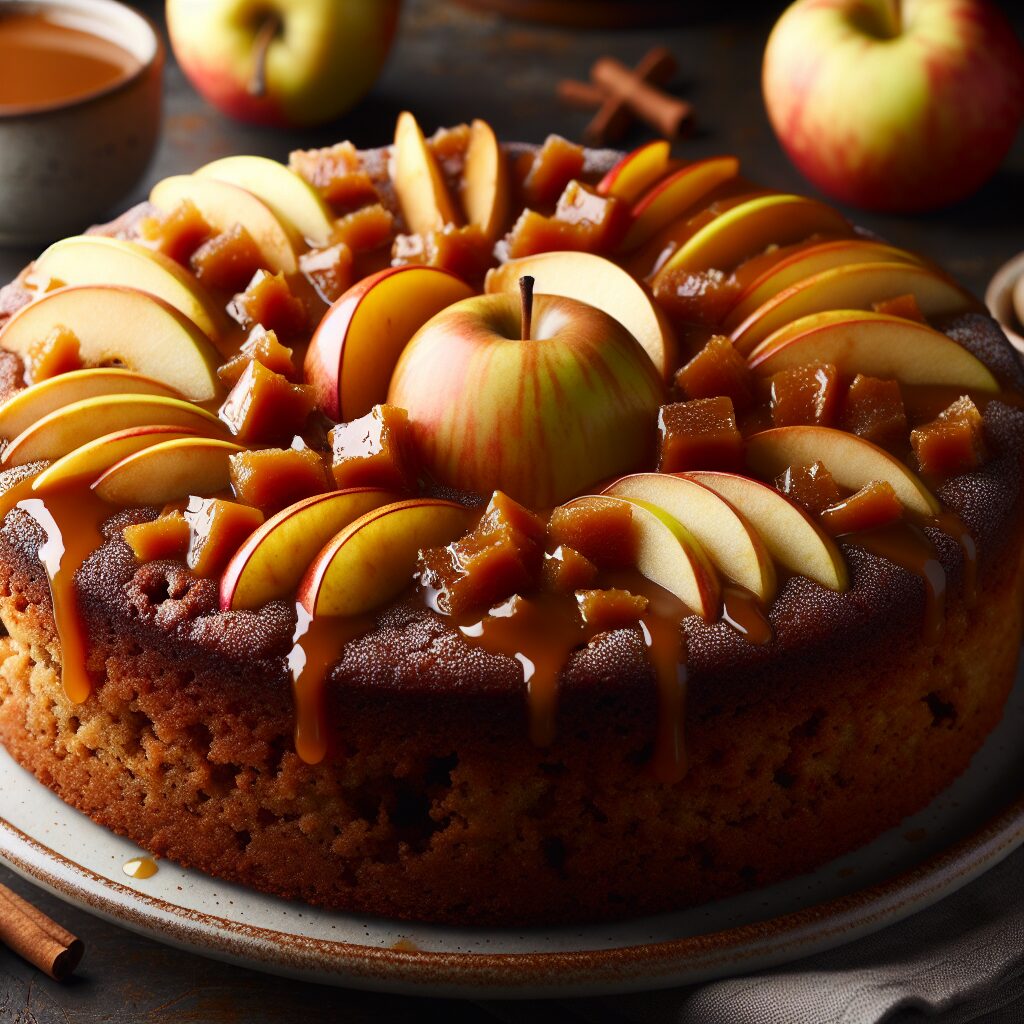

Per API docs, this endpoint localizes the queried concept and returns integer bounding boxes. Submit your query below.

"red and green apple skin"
[763,0,1024,212]
[387,293,665,509]
[166,0,400,128]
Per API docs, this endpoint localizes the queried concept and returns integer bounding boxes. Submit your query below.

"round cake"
[0,116,1022,926]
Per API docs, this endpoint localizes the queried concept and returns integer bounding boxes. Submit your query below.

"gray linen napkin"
[483,844,1024,1024]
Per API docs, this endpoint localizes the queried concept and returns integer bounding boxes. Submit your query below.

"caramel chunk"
[658,397,743,472]
[332,203,395,252]
[417,491,545,616]
[820,480,903,536]
[911,396,987,477]
[190,224,263,293]
[184,497,264,578]
[329,404,416,491]
[548,497,635,569]
[290,141,378,212]
[873,293,927,323]
[25,325,81,383]
[391,225,493,282]
[300,243,354,305]
[769,363,840,427]
[775,461,842,515]
[429,123,472,163]
[523,135,585,208]
[653,268,741,327]
[227,271,307,338]
[542,545,598,594]
[122,511,189,562]
[230,446,331,512]
[217,326,297,388]
[139,199,212,265]
[219,360,313,444]
[840,374,908,449]
[576,588,648,631]
[674,334,753,410]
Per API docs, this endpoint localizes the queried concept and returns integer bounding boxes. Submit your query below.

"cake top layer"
[1,113,1022,778]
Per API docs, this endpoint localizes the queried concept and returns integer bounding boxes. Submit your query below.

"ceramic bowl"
[986,250,1024,355]
[0,0,163,246]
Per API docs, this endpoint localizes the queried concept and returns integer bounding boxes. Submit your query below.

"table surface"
[1,0,1023,1019]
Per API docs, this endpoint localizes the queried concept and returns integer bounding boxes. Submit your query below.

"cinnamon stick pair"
[0,882,83,981]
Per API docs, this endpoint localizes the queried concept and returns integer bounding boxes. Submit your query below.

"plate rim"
[2,777,1023,998]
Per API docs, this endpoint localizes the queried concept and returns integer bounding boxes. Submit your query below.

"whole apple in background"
[388,278,664,509]
[763,0,1024,212]
[166,0,401,128]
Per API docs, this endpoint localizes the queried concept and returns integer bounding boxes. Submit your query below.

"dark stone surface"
[1,0,1023,1018]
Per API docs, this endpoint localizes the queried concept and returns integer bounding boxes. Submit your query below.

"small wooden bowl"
[0,0,163,247]
[985,251,1024,356]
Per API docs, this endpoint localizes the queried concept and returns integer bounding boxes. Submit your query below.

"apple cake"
[0,116,1022,925]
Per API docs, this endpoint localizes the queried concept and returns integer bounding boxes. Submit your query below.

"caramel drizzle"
[122,856,158,879]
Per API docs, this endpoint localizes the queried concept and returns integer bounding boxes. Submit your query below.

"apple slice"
[93,437,244,506]
[620,156,740,250]
[460,118,509,241]
[559,494,720,619]
[31,235,225,341]
[745,426,939,515]
[220,487,399,611]
[304,265,475,420]
[652,194,851,288]
[731,261,981,354]
[0,285,221,401]
[0,368,181,440]
[149,175,299,275]
[392,111,462,235]
[2,394,223,466]
[297,498,472,617]
[748,310,999,391]
[596,140,672,203]
[723,239,923,330]
[685,471,848,591]
[485,251,679,380]
[603,472,776,600]
[195,155,335,247]
[32,425,201,492]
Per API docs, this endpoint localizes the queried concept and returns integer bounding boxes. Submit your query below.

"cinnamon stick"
[0,882,84,981]
[591,55,693,140]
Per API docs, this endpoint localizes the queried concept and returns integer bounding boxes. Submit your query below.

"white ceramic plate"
[2,661,1023,999]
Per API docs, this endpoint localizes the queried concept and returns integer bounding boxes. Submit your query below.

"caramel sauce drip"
[842,521,946,642]
[928,511,977,604]
[288,605,373,765]
[122,856,158,880]
[14,486,109,703]
[0,12,141,111]
[721,585,773,646]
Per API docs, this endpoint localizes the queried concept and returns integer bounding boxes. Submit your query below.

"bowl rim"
[0,0,163,121]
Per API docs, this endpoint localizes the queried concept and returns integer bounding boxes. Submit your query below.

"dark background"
[1,0,1023,1019]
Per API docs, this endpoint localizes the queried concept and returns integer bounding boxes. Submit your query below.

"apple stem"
[519,275,535,342]
[883,0,901,35]
[248,14,281,98]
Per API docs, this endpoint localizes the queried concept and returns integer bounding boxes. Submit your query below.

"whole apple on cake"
[0,114,1022,925]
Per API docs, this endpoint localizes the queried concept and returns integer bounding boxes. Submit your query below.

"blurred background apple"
[166,0,401,128]
[763,0,1024,212]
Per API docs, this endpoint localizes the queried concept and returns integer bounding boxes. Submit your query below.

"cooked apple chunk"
[227,271,307,338]
[229,446,330,512]
[329,403,416,492]
[391,225,493,282]
[840,375,908,449]
[139,198,212,265]
[25,325,82,384]
[219,361,313,444]
[657,397,743,472]
[820,481,903,536]
[576,588,649,631]
[184,497,264,578]
[217,327,297,388]
[332,203,395,252]
[190,224,264,293]
[911,396,988,478]
[418,491,544,616]
[522,135,585,208]
[775,461,843,515]
[299,243,354,305]
[548,495,636,570]
[122,511,189,563]
[769,363,841,427]
[542,545,598,594]
[674,334,753,409]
